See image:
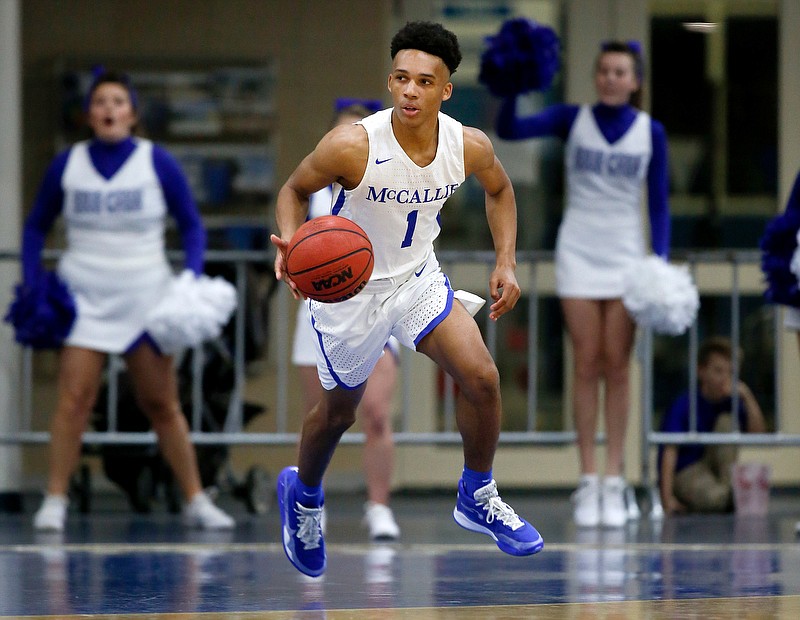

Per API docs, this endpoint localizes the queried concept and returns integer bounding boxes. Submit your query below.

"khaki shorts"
[673,414,737,512]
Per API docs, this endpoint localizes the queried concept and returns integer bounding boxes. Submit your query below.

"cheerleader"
[760,169,800,536]
[20,70,234,532]
[496,41,671,527]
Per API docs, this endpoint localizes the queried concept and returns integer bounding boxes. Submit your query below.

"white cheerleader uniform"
[308,108,466,389]
[556,105,652,298]
[57,139,173,353]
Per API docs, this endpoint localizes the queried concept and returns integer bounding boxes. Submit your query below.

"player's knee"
[323,406,358,434]
[461,361,500,403]
[328,416,356,437]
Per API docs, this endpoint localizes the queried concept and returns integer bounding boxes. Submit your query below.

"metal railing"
[638,250,800,515]
[2,248,799,511]
[1,248,271,446]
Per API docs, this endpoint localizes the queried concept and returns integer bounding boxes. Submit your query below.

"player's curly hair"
[390,21,462,75]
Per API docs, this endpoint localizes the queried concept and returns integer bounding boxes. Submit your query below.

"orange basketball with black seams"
[286,215,374,303]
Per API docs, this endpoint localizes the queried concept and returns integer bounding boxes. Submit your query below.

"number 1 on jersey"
[401,210,418,248]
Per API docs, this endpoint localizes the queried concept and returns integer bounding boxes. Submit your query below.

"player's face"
[698,353,734,402]
[388,49,452,127]
[594,52,639,106]
[88,82,137,143]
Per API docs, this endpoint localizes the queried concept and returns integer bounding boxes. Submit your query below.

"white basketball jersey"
[564,105,651,225]
[61,138,168,266]
[332,108,466,280]
[308,184,334,219]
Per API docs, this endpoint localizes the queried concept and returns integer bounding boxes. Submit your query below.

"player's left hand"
[270,234,303,300]
[488,265,520,320]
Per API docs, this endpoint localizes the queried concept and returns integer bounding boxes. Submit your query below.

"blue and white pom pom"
[790,232,800,282]
[478,17,561,97]
[622,256,699,336]
[3,271,76,349]
[760,211,800,307]
[146,270,238,354]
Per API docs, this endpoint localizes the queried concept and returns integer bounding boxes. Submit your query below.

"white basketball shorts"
[293,300,401,366]
[309,256,453,390]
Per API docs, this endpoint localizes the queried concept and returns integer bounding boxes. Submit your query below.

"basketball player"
[495,41,670,527]
[21,70,234,532]
[292,101,401,541]
[271,21,544,577]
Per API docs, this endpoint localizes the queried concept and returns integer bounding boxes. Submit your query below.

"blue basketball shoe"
[277,466,326,577]
[453,478,544,556]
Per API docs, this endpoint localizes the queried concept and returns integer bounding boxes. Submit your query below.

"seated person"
[658,336,766,514]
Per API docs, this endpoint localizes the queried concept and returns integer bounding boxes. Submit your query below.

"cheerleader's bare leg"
[124,343,203,500]
[561,297,603,475]
[600,299,636,477]
[360,350,399,507]
[45,347,107,496]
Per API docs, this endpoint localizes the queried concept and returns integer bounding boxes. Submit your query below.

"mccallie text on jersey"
[366,183,461,204]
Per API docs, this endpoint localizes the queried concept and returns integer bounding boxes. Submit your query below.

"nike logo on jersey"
[414,261,428,277]
[375,157,393,165]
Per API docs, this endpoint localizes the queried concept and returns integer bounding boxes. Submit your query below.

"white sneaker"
[601,476,627,528]
[363,501,400,540]
[34,494,68,532]
[572,475,600,527]
[183,492,235,530]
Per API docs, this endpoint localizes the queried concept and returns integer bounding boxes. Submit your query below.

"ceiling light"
[682,22,719,33]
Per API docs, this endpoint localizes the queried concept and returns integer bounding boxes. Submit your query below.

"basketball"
[286,215,374,303]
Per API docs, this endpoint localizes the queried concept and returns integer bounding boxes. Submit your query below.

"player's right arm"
[271,124,368,295]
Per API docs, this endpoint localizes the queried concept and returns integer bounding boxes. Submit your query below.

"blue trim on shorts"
[310,312,364,391]
[413,275,454,346]
[126,332,164,356]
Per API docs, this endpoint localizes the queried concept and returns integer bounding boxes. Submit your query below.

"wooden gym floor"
[1,488,799,619]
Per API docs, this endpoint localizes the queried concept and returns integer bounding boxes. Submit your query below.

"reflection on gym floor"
[1,491,799,619]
